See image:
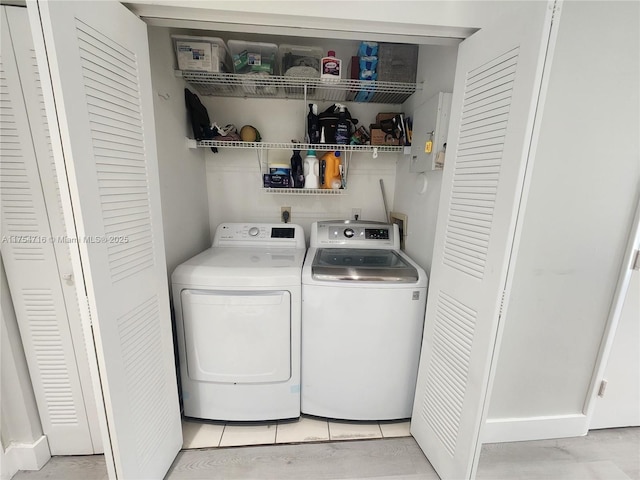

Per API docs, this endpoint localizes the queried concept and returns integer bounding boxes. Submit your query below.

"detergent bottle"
[303,150,319,189]
[334,105,349,145]
[321,151,342,189]
[290,149,304,188]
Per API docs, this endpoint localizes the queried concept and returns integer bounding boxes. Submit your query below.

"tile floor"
[181,415,411,449]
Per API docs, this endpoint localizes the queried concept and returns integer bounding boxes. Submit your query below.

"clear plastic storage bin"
[279,44,323,95]
[227,40,278,75]
[227,40,279,95]
[279,45,323,77]
[172,35,230,73]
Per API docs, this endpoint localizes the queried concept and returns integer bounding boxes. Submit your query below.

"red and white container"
[321,50,341,81]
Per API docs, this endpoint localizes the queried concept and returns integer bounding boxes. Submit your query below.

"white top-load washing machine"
[172,223,306,421]
[302,220,428,420]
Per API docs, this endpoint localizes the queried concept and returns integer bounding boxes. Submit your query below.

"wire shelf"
[177,71,420,104]
[196,140,404,153]
[262,188,346,195]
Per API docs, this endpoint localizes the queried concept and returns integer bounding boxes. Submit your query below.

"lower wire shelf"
[262,188,346,195]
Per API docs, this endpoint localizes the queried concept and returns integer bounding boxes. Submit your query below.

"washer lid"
[311,248,419,282]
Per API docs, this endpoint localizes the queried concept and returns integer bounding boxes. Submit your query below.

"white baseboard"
[482,414,588,443]
[3,435,50,477]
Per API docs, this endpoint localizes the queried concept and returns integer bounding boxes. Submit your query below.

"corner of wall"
[392,44,457,275]
[146,26,212,277]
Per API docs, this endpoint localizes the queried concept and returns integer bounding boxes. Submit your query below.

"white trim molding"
[2,435,51,477]
[482,414,588,444]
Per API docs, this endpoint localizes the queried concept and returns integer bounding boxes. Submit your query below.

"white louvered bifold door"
[410,2,557,479]
[30,1,182,478]
[0,6,97,455]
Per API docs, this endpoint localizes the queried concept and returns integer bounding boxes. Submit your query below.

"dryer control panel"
[311,221,399,249]
[213,223,306,248]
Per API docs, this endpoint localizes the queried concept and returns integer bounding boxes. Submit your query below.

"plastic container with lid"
[280,44,324,94]
[227,40,279,75]
[279,44,323,77]
[269,163,292,176]
[172,35,230,72]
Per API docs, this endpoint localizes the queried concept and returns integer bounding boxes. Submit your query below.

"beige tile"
[219,423,277,447]
[379,421,411,438]
[276,416,329,444]
[328,421,382,441]
[182,419,225,449]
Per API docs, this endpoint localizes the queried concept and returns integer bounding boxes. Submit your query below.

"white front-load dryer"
[172,223,306,421]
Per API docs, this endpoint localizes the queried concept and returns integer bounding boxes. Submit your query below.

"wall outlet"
[351,208,362,220]
[281,206,291,223]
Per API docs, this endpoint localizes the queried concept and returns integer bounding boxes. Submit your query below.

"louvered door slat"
[91,122,144,143]
[89,107,142,129]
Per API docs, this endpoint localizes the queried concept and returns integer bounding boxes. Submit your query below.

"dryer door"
[181,290,291,383]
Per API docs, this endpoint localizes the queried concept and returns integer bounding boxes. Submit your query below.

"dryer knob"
[248,227,260,237]
[344,228,355,238]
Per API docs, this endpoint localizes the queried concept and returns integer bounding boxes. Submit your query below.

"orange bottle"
[321,151,342,189]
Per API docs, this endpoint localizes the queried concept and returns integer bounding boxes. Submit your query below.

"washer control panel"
[213,223,305,248]
[311,221,398,249]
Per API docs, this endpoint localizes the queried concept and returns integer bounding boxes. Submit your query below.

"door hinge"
[632,249,640,271]
[597,379,608,397]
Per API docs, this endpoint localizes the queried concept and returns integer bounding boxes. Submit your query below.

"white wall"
[487,0,640,433]
[147,26,212,276]
[166,29,402,238]
[129,1,547,41]
[392,45,458,274]
[206,153,396,237]
[147,25,400,245]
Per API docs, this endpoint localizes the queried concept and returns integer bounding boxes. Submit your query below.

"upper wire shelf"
[177,71,420,104]
[195,140,404,152]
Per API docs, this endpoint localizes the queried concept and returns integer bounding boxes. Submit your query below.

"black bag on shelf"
[318,104,358,144]
[184,88,217,152]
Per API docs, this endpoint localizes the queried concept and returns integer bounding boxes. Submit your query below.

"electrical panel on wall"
[410,92,452,173]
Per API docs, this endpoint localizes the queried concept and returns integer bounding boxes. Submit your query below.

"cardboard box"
[370,125,401,146]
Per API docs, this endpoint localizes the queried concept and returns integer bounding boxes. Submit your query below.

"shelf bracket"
[185,137,198,149]
[256,147,265,174]
[343,149,353,187]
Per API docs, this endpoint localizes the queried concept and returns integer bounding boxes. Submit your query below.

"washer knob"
[344,228,355,238]
[248,227,260,237]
